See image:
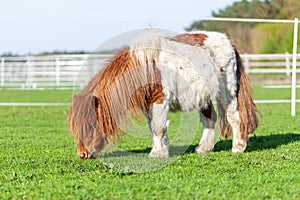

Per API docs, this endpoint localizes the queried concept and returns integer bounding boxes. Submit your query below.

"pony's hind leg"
[226,97,247,153]
[148,103,170,158]
[195,103,216,153]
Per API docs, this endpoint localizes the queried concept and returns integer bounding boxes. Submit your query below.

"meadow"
[0,85,299,200]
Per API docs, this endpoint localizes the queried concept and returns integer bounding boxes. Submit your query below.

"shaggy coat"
[67,30,260,159]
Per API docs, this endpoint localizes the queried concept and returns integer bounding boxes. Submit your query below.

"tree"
[185,0,300,53]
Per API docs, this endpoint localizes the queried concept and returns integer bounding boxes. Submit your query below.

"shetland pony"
[67,30,260,159]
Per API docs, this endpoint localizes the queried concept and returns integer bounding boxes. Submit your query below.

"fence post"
[1,57,4,86]
[291,18,298,116]
[285,52,290,76]
[244,54,249,73]
[26,56,33,88]
[55,57,60,87]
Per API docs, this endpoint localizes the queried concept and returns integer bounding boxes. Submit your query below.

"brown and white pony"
[67,30,260,159]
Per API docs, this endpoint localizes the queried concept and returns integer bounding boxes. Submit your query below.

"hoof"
[232,147,245,153]
[148,150,169,158]
[195,145,213,153]
[232,141,247,153]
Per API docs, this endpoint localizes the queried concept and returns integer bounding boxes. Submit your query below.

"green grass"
[0,87,299,199]
[253,84,300,101]
[0,89,74,103]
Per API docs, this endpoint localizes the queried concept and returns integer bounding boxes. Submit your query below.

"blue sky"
[0,0,240,54]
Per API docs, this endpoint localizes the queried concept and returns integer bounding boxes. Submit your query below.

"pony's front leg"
[148,103,169,158]
[195,104,216,153]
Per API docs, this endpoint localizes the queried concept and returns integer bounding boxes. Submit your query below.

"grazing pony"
[67,30,260,159]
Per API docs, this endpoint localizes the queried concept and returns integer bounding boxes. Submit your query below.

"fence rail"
[241,53,300,75]
[0,54,113,89]
[0,53,299,89]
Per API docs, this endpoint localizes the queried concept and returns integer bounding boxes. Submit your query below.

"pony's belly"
[168,99,196,112]
[163,88,205,112]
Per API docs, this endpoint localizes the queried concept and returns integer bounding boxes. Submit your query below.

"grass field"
[0,85,299,199]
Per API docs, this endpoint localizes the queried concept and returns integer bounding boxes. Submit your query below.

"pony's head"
[67,43,163,159]
[67,94,110,159]
[76,132,108,159]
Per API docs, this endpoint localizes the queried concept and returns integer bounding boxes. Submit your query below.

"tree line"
[186,0,300,53]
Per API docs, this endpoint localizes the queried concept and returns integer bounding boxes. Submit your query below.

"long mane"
[67,38,164,147]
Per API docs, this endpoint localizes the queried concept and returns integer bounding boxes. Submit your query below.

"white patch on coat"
[129,30,163,67]
[129,32,221,112]
[128,30,164,84]
[188,31,237,97]
[158,37,220,112]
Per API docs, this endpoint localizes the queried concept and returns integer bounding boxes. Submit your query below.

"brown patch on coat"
[173,33,208,47]
[220,67,226,73]
[201,101,216,122]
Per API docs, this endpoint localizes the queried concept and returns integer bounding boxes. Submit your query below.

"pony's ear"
[92,96,99,115]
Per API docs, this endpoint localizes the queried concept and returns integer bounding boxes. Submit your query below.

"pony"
[67,30,260,159]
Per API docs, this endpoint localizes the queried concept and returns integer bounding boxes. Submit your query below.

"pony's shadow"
[214,133,300,152]
[100,133,300,158]
[100,145,195,158]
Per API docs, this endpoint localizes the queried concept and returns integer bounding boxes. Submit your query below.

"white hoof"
[195,145,213,153]
[232,145,246,153]
[232,148,244,153]
[149,149,169,158]
[232,140,247,153]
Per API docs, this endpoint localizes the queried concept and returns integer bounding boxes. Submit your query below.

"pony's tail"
[235,47,261,139]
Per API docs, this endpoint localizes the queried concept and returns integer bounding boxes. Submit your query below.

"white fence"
[242,53,300,75]
[0,53,299,89]
[0,54,113,89]
[0,52,299,116]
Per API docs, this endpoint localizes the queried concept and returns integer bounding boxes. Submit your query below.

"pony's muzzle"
[78,151,91,159]
[78,150,99,159]
[79,152,89,159]
[77,137,108,159]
